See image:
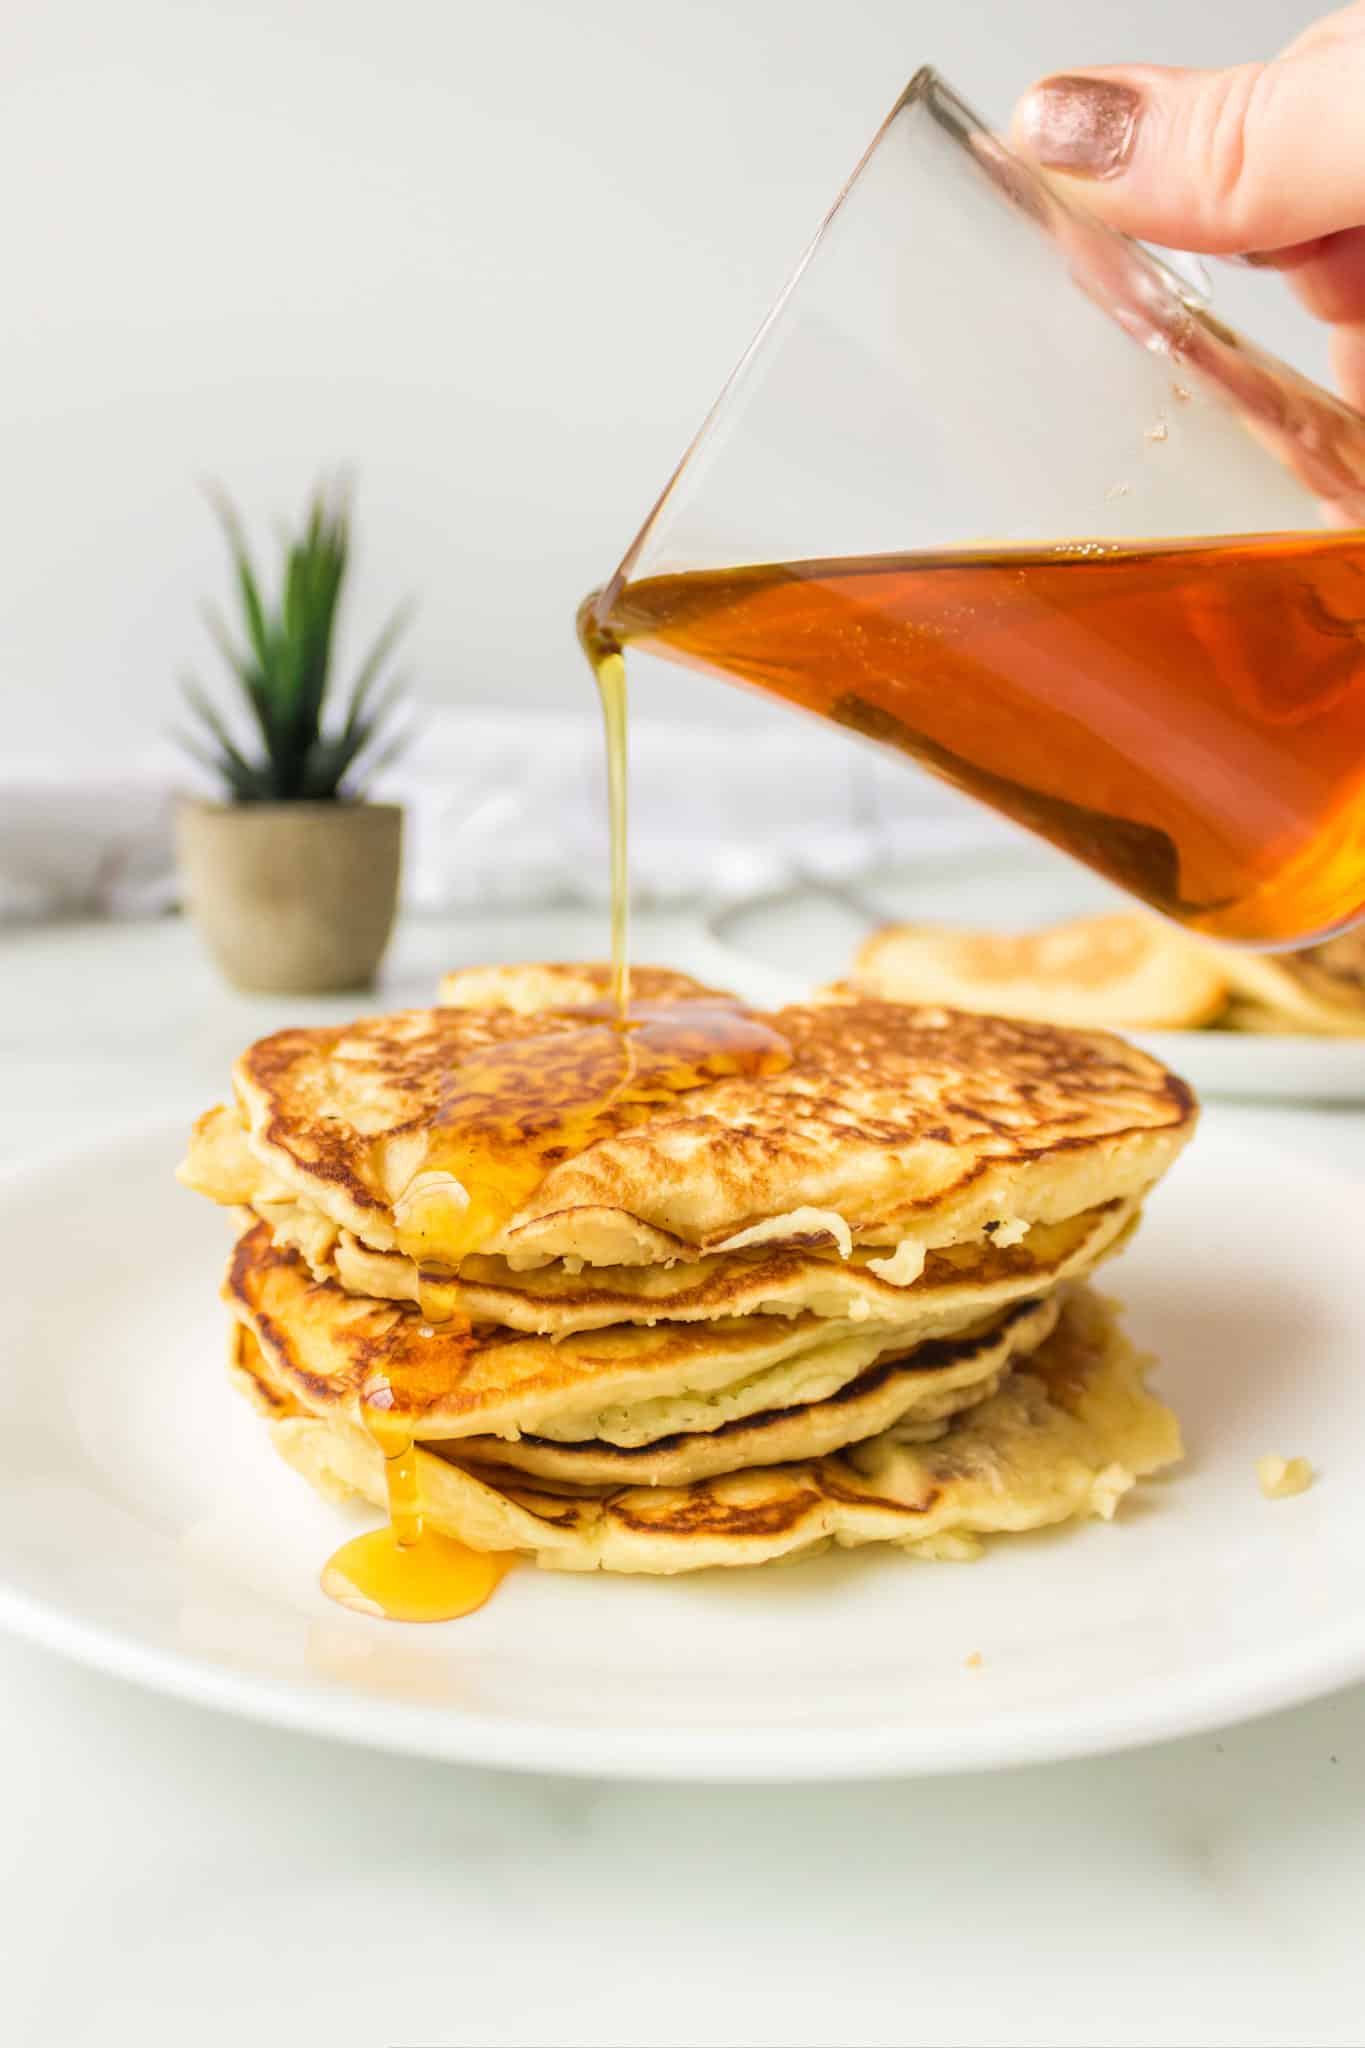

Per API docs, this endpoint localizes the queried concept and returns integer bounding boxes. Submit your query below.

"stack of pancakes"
[179,964,1196,1576]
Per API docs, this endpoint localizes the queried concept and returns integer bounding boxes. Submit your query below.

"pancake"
[850,911,1365,1040]
[260,1286,1182,1574]
[436,961,729,1013]
[239,1185,1138,1335]
[198,963,1194,1280]
[850,914,1229,1030]
[232,1290,1060,1486]
[442,1294,1059,1485]
[1218,1000,1311,1035]
[224,1218,1051,1449]
[1213,926,1365,1036]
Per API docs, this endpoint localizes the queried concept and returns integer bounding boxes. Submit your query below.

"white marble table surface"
[1,911,1363,2048]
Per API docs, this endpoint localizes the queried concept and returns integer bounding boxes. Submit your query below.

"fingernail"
[1017,76,1141,179]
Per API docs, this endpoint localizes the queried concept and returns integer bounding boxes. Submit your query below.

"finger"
[1011,44,1365,254]
[1330,323,1365,414]
[1277,0,1365,62]
[1279,226,1365,322]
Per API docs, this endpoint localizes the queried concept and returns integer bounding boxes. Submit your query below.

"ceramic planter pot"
[176,800,403,995]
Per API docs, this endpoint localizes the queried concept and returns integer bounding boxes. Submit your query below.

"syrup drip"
[321,601,791,1623]
[321,1390,513,1624]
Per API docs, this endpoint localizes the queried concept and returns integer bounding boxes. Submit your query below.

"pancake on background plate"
[1214,925,1365,1036]
[180,963,1195,1579]
[852,913,1365,1037]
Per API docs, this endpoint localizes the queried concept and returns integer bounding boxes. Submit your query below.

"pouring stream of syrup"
[320,618,790,1621]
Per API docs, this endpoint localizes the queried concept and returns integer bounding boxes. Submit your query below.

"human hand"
[1012,4,1365,408]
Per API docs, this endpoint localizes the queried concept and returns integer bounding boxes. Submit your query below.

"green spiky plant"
[177,483,411,803]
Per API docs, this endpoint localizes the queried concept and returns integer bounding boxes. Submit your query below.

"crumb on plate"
[1256,1454,1314,1500]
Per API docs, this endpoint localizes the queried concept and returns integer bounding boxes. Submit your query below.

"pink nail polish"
[1017,76,1141,179]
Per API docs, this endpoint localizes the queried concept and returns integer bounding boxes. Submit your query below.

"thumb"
[1012,47,1365,253]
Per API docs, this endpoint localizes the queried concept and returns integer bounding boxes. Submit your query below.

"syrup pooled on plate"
[587,532,1365,947]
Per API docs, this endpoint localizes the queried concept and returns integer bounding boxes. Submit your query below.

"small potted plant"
[175,483,410,994]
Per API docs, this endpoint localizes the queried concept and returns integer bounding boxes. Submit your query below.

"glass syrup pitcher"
[581,68,1365,950]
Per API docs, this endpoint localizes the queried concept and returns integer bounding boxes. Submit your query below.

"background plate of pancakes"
[703,848,1365,1104]
[1,963,1364,1780]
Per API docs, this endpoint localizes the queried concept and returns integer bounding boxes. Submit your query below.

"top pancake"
[221,962,1194,1273]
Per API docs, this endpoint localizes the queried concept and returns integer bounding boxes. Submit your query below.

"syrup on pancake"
[331,989,791,1621]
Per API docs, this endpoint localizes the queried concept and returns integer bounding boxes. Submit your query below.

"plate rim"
[3,1571,1363,1782]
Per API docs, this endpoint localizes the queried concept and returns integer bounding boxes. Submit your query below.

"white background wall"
[1,0,1330,759]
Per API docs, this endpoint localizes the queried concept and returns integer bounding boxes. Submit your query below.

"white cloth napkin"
[0,765,180,920]
[0,713,1009,922]
[389,712,1010,911]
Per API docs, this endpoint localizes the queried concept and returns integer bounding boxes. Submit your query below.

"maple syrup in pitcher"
[583,530,1365,949]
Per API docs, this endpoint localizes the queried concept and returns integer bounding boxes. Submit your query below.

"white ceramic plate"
[699,862,1365,1104]
[1,1117,1362,1779]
